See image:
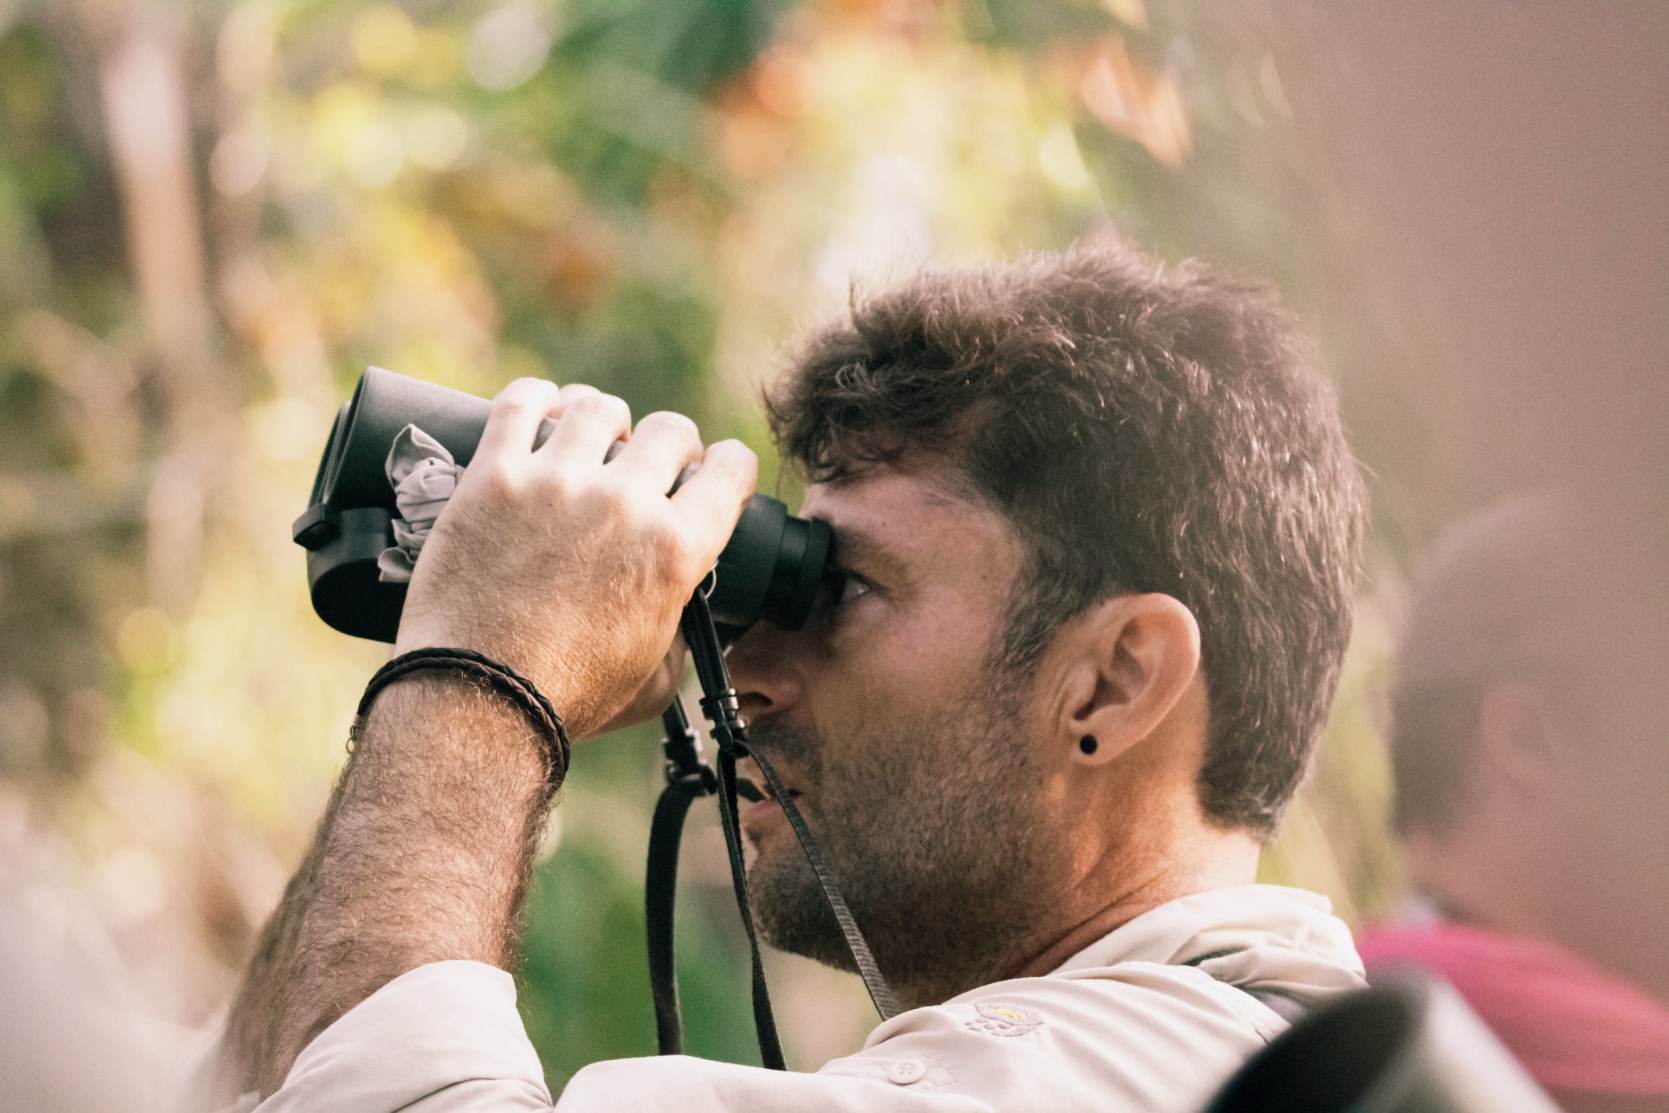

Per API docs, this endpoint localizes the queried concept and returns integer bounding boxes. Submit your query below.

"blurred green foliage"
[0,0,1420,1086]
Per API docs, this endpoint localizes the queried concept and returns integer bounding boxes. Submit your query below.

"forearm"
[224,673,556,1097]
[211,379,754,1104]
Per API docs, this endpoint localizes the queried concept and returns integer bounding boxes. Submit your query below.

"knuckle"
[572,391,630,426]
[494,380,557,414]
[641,410,701,446]
[501,377,555,402]
[579,475,633,521]
[708,440,759,487]
[649,518,696,569]
[475,459,521,500]
[711,438,758,469]
[640,493,677,528]
[523,450,579,492]
[526,465,569,499]
[555,383,599,411]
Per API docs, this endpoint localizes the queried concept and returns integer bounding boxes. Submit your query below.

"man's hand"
[394,379,758,738]
[214,380,756,1101]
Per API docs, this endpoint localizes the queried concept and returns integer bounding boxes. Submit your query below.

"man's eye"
[836,574,872,605]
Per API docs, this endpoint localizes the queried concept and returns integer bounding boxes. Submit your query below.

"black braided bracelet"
[357,648,572,788]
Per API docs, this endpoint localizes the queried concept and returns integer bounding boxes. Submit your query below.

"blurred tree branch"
[88,0,242,612]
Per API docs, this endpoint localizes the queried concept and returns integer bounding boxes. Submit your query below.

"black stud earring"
[1079,735,1098,756]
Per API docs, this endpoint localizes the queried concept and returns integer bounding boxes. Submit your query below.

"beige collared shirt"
[240,885,1365,1113]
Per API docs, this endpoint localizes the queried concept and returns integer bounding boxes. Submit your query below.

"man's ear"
[1475,682,1561,790]
[1062,594,1202,766]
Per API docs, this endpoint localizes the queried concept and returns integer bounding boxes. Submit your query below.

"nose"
[726,620,804,723]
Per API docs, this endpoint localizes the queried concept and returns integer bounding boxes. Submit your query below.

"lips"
[738,757,802,828]
[739,755,801,801]
[741,794,784,827]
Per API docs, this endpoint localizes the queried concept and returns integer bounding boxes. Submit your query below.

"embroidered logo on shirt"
[966,1003,1044,1037]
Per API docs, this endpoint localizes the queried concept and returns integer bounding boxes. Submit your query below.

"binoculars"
[293,367,832,643]
[1204,975,1557,1113]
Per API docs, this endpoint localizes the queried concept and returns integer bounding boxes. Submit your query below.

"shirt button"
[887,1057,928,1085]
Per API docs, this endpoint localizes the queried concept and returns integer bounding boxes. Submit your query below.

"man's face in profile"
[728,462,1075,988]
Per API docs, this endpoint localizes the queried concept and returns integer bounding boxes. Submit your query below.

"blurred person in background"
[1359,493,1669,1112]
[200,245,1369,1112]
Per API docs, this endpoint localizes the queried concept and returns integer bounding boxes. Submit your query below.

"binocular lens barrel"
[1203,976,1560,1113]
[293,367,831,644]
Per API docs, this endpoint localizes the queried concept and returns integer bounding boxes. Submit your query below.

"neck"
[888,823,1261,1010]
[1413,832,1669,1006]
[1006,825,1262,982]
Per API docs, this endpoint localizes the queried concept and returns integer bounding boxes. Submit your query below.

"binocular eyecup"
[293,367,831,644]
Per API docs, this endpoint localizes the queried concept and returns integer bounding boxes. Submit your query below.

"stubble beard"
[743,669,1062,1004]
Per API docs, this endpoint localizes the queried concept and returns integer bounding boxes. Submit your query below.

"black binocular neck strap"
[713,746,787,1069]
[747,748,899,1021]
[644,591,898,1070]
[646,698,785,1069]
[644,749,705,1055]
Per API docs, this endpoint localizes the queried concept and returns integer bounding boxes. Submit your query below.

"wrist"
[393,616,588,727]
[357,650,571,794]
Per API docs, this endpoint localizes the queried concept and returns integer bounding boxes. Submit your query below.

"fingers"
[609,411,703,494]
[669,439,759,566]
[478,381,752,573]
[476,378,563,464]
[536,389,632,468]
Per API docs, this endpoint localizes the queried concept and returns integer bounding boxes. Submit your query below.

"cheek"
[824,594,1000,707]
[813,716,952,832]
[797,587,1014,796]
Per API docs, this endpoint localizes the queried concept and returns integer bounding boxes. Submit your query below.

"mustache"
[744,717,822,759]
[741,717,825,787]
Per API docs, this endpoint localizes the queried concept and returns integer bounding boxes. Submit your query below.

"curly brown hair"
[767,244,1365,837]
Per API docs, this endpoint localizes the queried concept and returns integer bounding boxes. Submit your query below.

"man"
[211,245,1368,1111]
[1358,494,1669,1112]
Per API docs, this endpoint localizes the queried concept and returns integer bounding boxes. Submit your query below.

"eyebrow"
[825,525,909,581]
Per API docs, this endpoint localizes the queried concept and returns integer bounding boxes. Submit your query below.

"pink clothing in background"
[1358,923,1669,1097]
